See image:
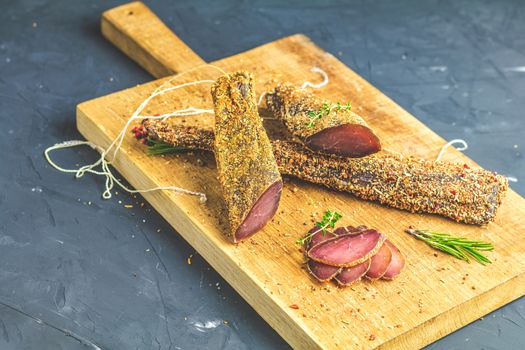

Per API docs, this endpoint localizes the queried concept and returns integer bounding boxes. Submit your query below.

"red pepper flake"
[460,173,466,178]
[289,304,299,309]
[154,113,160,116]
[450,189,457,196]
[463,164,470,169]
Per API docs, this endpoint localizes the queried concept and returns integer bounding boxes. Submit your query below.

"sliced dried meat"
[308,230,385,267]
[307,260,341,282]
[382,240,405,280]
[366,241,393,280]
[335,259,371,286]
[305,226,337,252]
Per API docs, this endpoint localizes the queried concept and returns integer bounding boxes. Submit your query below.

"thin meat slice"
[382,240,405,280]
[305,124,381,158]
[305,227,339,282]
[308,230,385,267]
[305,226,336,252]
[333,225,368,235]
[307,260,341,282]
[366,241,393,280]
[266,83,381,158]
[335,259,371,286]
[211,71,282,242]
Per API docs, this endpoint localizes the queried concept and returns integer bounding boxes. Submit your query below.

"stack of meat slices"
[304,225,405,286]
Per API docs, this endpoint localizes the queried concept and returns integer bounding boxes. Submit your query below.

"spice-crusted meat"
[140,122,508,225]
[211,72,283,243]
[266,83,381,158]
[274,141,507,225]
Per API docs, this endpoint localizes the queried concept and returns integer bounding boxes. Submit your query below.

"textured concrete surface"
[0,0,524,349]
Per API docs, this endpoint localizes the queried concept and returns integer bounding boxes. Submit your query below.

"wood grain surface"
[75,4,525,349]
[101,1,205,77]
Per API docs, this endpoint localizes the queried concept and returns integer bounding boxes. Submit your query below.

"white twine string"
[45,65,330,202]
[436,139,468,161]
[259,67,329,120]
[44,65,226,202]
[435,139,518,183]
[301,67,329,89]
[44,140,208,201]
[257,92,267,106]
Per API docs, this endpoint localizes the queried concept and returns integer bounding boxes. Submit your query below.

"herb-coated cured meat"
[139,122,508,225]
[266,83,381,158]
[211,72,283,242]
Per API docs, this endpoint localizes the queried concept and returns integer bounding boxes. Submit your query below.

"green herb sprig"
[305,101,351,128]
[406,228,494,265]
[296,209,342,245]
[146,138,189,156]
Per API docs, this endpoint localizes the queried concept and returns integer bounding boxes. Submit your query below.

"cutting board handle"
[101,1,206,78]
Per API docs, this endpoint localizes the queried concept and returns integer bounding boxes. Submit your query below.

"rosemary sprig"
[296,209,342,245]
[405,228,494,265]
[146,138,189,156]
[305,101,351,128]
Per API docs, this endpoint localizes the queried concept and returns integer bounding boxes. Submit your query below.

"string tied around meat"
[43,64,227,202]
[436,139,468,161]
[45,65,331,202]
[301,67,329,89]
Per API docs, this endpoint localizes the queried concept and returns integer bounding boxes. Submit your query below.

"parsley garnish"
[305,101,352,128]
[296,209,342,245]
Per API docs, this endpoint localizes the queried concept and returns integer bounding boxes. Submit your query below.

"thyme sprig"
[146,138,188,156]
[305,101,351,128]
[296,209,342,245]
[406,228,494,265]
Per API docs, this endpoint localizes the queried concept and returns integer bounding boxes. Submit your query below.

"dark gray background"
[1,0,524,349]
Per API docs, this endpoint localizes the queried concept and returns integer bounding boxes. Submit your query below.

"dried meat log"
[335,259,371,286]
[140,122,508,225]
[382,240,405,280]
[308,230,386,267]
[210,72,283,242]
[266,83,381,158]
[274,141,508,225]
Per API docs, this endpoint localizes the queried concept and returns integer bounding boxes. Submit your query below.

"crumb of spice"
[289,304,299,309]
[369,334,376,341]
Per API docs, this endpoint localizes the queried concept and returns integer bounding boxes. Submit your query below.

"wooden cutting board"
[77,2,525,349]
